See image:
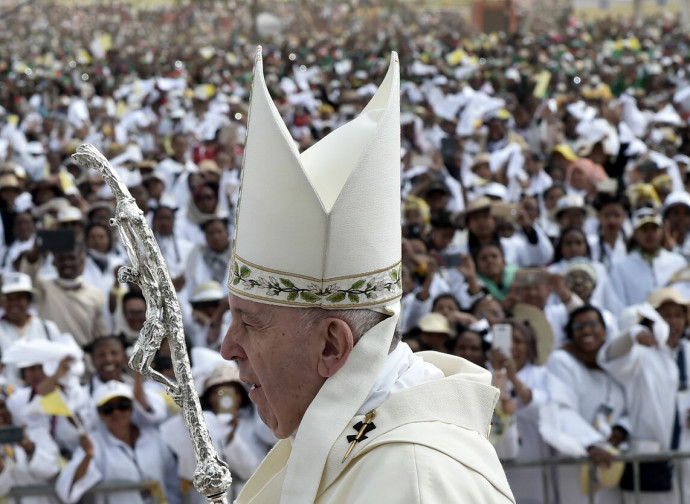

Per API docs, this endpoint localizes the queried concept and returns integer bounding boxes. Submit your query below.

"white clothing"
[545,349,627,504]
[55,423,180,504]
[85,375,168,427]
[236,351,514,503]
[7,385,95,455]
[610,249,687,307]
[155,233,194,279]
[0,427,60,504]
[549,260,624,317]
[504,364,556,504]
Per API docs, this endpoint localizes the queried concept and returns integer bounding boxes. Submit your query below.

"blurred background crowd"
[3,0,690,502]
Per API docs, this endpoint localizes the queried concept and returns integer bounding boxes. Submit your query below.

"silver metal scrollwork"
[73,144,232,504]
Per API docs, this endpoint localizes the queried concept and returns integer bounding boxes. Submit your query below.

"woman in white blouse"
[56,380,180,504]
[610,207,687,307]
[545,305,628,504]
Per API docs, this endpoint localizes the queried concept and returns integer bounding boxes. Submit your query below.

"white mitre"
[228,47,402,310]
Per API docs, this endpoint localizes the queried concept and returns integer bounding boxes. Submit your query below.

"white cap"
[1,272,36,295]
[662,191,690,217]
[93,380,134,407]
[57,206,83,223]
[228,47,402,310]
[190,281,224,304]
[632,207,662,229]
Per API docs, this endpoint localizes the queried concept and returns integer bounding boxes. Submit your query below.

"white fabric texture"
[358,342,444,414]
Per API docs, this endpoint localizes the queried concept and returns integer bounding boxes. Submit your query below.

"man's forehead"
[228,294,282,320]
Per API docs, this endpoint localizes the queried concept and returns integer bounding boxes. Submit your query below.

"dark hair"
[592,191,630,214]
[122,290,146,306]
[84,334,127,354]
[564,305,606,340]
[542,183,566,201]
[200,382,250,412]
[503,319,538,364]
[432,293,461,313]
[200,216,229,232]
[553,226,592,263]
[448,324,492,353]
[471,240,504,268]
[85,222,113,252]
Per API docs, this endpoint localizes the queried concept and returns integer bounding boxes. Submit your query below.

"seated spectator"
[56,380,180,504]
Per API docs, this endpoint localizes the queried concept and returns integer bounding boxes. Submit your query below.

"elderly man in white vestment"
[219,47,515,504]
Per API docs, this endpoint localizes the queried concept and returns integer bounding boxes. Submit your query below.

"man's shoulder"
[321,422,514,503]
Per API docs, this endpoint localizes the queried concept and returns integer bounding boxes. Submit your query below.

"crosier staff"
[73,144,232,504]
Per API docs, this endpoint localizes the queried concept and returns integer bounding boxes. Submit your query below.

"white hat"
[190,281,224,304]
[57,206,83,223]
[632,207,662,229]
[1,272,36,295]
[228,47,402,310]
[662,191,690,217]
[93,380,134,407]
[549,194,594,222]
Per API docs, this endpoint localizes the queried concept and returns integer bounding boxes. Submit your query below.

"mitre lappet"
[228,47,402,312]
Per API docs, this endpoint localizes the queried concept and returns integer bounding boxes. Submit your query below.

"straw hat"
[416,313,456,337]
[579,446,625,495]
[511,303,554,365]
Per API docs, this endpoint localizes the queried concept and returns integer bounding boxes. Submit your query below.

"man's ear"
[316,318,354,378]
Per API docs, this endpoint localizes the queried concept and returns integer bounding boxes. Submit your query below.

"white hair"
[298,308,401,350]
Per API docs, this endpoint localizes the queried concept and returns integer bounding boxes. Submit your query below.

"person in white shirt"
[84,335,167,426]
[598,296,680,504]
[55,380,180,504]
[491,319,555,504]
[0,388,60,504]
[161,359,275,503]
[546,305,628,504]
[610,208,687,307]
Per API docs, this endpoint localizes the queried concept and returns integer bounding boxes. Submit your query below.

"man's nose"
[220,327,245,361]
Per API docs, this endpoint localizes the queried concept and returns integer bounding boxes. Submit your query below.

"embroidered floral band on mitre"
[227,255,403,308]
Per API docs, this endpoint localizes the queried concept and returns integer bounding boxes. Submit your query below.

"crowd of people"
[1,0,690,502]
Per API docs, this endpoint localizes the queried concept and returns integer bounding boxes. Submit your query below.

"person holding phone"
[490,320,555,504]
[0,388,60,504]
[19,240,110,347]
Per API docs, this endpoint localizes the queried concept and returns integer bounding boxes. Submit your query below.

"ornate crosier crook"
[73,144,232,504]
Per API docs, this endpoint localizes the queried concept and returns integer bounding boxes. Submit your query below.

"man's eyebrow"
[234,307,272,326]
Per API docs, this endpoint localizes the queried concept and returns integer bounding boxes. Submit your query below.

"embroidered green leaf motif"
[389,269,398,282]
[300,292,320,303]
[327,292,346,303]
[232,276,240,286]
[240,266,251,279]
[280,278,295,288]
[351,279,366,289]
[286,292,299,301]
[348,292,360,303]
